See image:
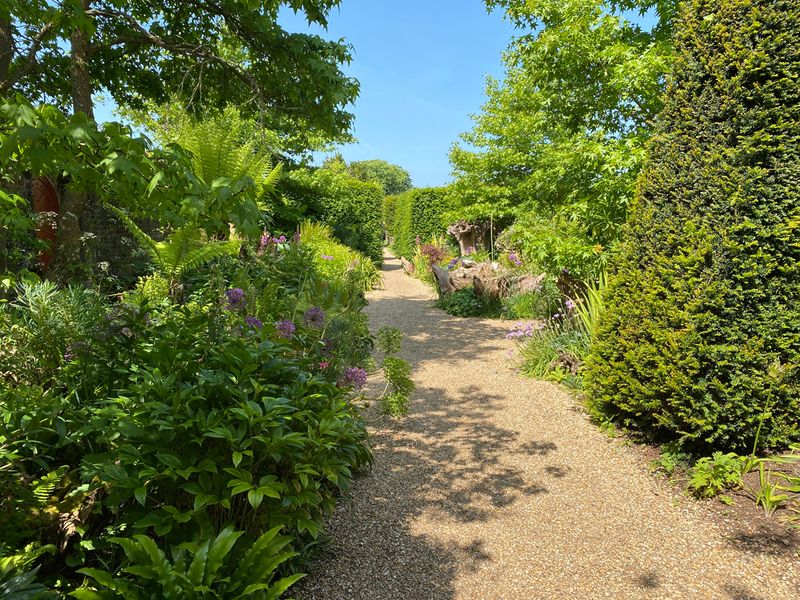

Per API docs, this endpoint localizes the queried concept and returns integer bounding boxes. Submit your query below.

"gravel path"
[295,254,800,599]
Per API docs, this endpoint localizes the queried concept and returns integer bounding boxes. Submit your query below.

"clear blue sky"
[279,1,518,188]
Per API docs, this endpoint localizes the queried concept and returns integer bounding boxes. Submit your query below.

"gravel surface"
[295,254,800,599]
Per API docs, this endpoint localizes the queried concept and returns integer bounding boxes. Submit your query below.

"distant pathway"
[296,253,800,599]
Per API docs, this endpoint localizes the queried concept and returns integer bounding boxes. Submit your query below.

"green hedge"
[281,168,384,263]
[585,0,800,452]
[384,187,452,258]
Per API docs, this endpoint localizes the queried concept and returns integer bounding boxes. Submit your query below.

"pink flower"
[319,361,330,370]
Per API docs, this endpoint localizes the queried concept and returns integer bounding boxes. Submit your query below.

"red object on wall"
[30,176,59,268]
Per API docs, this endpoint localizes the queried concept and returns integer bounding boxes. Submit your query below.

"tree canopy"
[0,0,358,149]
[348,159,412,196]
[449,0,675,273]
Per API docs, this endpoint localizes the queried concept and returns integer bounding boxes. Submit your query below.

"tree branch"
[0,19,58,94]
[87,8,265,111]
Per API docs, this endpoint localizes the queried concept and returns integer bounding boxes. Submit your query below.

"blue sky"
[279,1,518,188]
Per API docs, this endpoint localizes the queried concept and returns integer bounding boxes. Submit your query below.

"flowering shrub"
[0,232,376,595]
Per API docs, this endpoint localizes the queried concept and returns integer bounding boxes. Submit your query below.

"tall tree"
[449,0,675,275]
[1,0,358,279]
[348,159,412,196]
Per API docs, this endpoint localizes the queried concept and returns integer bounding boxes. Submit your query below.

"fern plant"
[74,526,303,600]
[176,108,284,215]
[110,207,240,284]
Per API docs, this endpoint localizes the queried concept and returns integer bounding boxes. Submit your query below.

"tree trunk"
[49,0,94,282]
[0,15,12,83]
[70,0,94,119]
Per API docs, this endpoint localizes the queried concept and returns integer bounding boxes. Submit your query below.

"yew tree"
[586,0,800,451]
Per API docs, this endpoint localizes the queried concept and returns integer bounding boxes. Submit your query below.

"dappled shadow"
[723,584,765,600]
[635,571,661,589]
[365,295,509,369]
[726,526,800,558]
[294,257,566,597]
[380,260,403,272]
[294,378,560,598]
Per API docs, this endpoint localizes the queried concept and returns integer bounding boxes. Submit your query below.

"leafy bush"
[500,278,562,320]
[298,221,382,291]
[688,453,745,499]
[435,287,494,318]
[495,213,610,281]
[385,188,452,259]
[374,327,414,417]
[514,318,589,386]
[0,238,374,596]
[586,0,800,452]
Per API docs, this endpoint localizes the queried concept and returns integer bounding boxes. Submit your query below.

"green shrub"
[500,278,562,320]
[0,240,374,595]
[585,0,800,452]
[299,221,382,291]
[495,214,609,280]
[688,453,745,499]
[435,287,495,318]
[374,327,414,417]
[514,318,589,384]
[385,187,452,259]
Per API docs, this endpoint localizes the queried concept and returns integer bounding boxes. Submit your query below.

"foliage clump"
[586,0,800,452]
[0,235,375,596]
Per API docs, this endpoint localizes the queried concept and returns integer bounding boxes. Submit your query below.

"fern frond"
[108,205,162,270]
[155,226,203,277]
[261,162,283,195]
[174,239,241,278]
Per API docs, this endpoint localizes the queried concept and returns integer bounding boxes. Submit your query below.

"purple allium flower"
[225,288,246,309]
[508,252,523,267]
[276,319,296,339]
[339,367,368,390]
[259,233,271,252]
[303,306,326,328]
[321,254,334,261]
[245,316,263,330]
[278,235,286,243]
[565,299,577,311]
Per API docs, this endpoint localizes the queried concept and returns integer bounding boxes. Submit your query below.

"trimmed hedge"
[384,187,452,258]
[281,168,384,263]
[585,0,800,451]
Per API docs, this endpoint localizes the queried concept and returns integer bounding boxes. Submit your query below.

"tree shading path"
[296,254,799,599]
